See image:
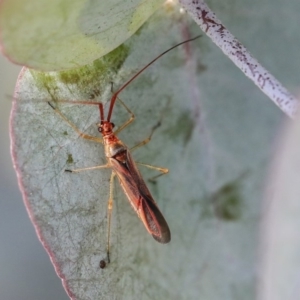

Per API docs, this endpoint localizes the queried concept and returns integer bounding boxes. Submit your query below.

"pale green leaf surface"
[259,115,300,300]
[0,0,163,71]
[10,2,300,299]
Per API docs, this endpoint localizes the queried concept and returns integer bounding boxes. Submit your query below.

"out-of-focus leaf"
[259,114,300,300]
[0,0,163,71]
[10,2,299,300]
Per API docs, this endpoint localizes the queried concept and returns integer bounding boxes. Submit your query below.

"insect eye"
[98,127,103,133]
[111,123,115,128]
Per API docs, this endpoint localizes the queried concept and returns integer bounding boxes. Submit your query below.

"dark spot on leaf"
[197,61,207,73]
[63,131,68,135]
[211,176,246,221]
[89,88,101,99]
[99,260,106,269]
[164,111,194,144]
[66,153,74,164]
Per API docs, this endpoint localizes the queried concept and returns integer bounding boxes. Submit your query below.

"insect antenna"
[99,102,105,121]
[106,35,201,122]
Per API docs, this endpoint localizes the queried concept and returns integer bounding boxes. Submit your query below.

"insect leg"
[128,112,166,181]
[136,162,169,182]
[106,172,116,263]
[129,120,161,152]
[109,81,135,134]
[65,164,110,173]
[48,102,103,143]
[113,97,135,135]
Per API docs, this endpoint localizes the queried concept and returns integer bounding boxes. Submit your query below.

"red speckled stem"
[179,0,299,118]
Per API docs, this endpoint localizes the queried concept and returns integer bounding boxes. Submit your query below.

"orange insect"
[48,35,201,264]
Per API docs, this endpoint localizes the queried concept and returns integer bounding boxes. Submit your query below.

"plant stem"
[179,0,299,118]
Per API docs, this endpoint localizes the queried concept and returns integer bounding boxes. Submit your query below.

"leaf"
[0,0,163,71]
[259,115,300,300]
[10,6,293,300]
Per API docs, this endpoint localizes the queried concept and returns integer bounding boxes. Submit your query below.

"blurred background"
[0,57,69,299]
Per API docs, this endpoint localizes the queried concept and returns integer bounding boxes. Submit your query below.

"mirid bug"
[48,35,201,265]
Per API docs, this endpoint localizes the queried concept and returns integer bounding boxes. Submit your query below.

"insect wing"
[109,149,171,243]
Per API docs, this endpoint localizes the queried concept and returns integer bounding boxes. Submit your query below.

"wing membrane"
[109,149,170,243]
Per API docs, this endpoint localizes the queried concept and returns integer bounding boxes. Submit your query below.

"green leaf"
[259,115,300,300]
[0,0,163,71]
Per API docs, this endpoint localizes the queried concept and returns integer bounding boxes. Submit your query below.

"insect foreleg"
[48,102,103,143]
[113,97,135,135]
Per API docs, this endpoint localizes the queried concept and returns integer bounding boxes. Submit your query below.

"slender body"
[51,36,201,263]
[99,120,170,243]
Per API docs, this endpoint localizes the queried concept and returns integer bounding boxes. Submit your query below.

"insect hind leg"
[106,171,116,264]
[65,163,110,173]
